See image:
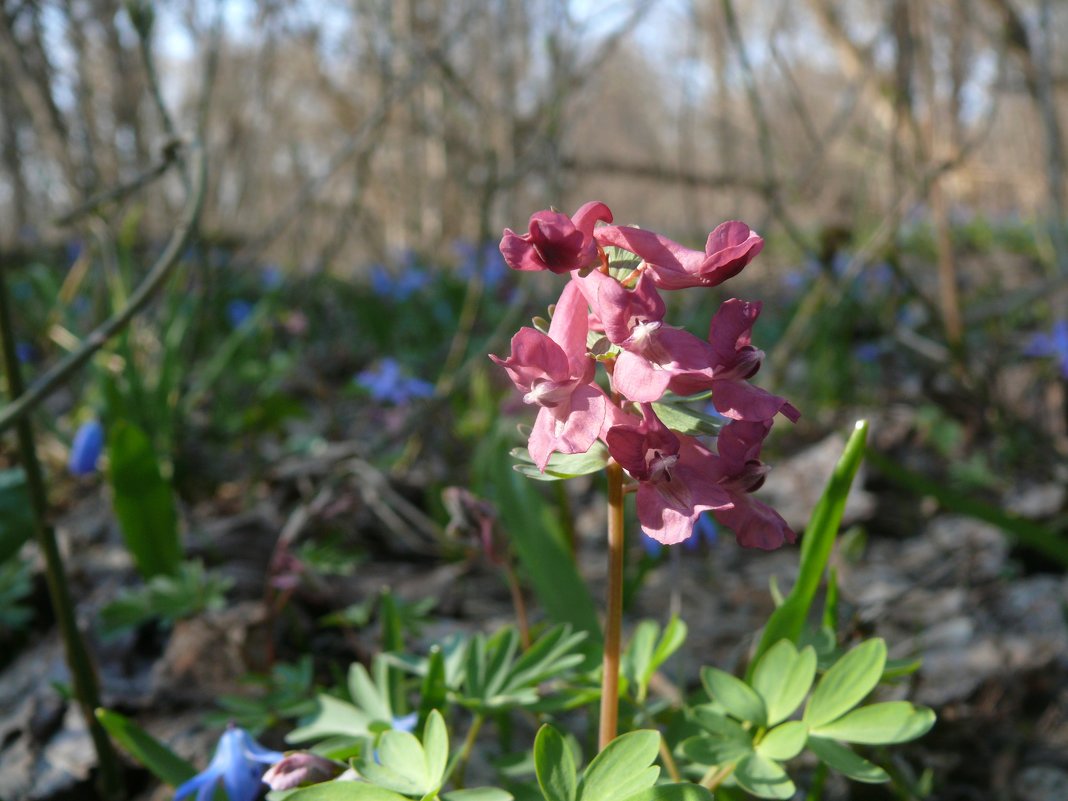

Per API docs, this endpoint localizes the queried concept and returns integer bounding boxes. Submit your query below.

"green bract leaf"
[755,721,807,761]
[809,701,935,744]
[807,737,889,783]
[804,639,887,729]
[751,640,817,726]
[701,667,767,727]
[534,725,577,801]
[578,730,661,801]
[95,708,194,787]
[107,420,181,580]
[622,621,658,703]
[733,754,796,800]
[511,443,610,481]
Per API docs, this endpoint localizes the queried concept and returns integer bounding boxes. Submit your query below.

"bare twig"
[0,143,207,435]
[52,140,182,226]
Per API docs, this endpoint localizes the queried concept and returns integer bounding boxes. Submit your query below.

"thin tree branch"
[0,142,207,435]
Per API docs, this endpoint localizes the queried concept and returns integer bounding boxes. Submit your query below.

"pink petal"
[701,221,764,285]
[556,384,608,456]
[612,350,672,403]
[714,496,795,550]
[712,380,797,423]
[571,201,613,236]
[548,281,591,376]
[490,327,570,391]
[500,229,550,272]
[594,226,706,290]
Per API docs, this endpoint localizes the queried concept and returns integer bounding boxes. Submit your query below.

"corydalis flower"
[490,282,607,469]
[175,725,283,801]
[500,201,613,273]
[712,420,795,550]
[1024,319,1068,378]
[596,220,763,289]
[577,269,713,403]
[605,404,731,544]
[668,299,800,423]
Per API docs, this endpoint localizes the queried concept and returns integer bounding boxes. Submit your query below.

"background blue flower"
[69,420,104,476]
[175,726,283,801]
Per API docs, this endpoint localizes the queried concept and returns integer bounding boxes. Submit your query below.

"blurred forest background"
[3,2,1068,799]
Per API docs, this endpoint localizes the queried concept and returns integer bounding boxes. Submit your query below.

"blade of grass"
[748,421,869,677]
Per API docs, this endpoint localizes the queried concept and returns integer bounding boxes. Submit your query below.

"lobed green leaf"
[809,701,935,744]
[804,639,887,729]
[701,667,767,727]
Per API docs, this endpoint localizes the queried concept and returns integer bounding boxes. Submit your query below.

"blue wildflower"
[369,261,429,301]
[356,358,435,405]
[175,726,284,801]
[391,712,418,733]
[226,299,255,329]
[69,420,104,476]
[65,240,82,268]
[455,241,508,289]
[15,342,35,364]
[1025,319,1068,378]
[261,265,284,290]
[853,342,883,364]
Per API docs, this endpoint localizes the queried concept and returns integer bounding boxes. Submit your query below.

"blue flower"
[1025,319,1068,378]
[261,265,284,290]
[391,712,418,733]
[355,358,435,405]
[226,299,255,329]
[853,342,883,364]
[642,512,718,556]
[15,342,35,364]
[455,241,508,289]
[369,261,429,301]
[175,726,284,801]
[69,420,104,476]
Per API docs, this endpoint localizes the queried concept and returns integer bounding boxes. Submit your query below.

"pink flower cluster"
[491,202,799,549]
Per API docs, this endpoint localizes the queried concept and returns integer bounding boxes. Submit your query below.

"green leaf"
[749,421,869,676]
[534,725,577,801]
[689,705,752,743]
[751,641,817,726]
[348,662,393,722]
[106,421,181,579]
[618,784,715,801]
[649,402,725,437]
[441,789,514,801]
[94,708,194,787]
[358,730,430,795]
[422,709,449,787]
[807,737,889,783]
[287,784,411,801]
[679,734,753,767]
[642,616,687,699]
[0,469,34,563]
[733,754,796,800]
[809,701,935,744]
[622,621,659,703]
[578,730,661,801]
[287,694,372,744]
[804,639,887,729]
[417,646,448,729]
[700,667,767,726]
[756,721,807,761]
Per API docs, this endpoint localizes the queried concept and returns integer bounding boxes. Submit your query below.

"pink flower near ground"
[595,220,763,289]
[605,404,732,544]
[490,281,607,469]
[500,201,613,274]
